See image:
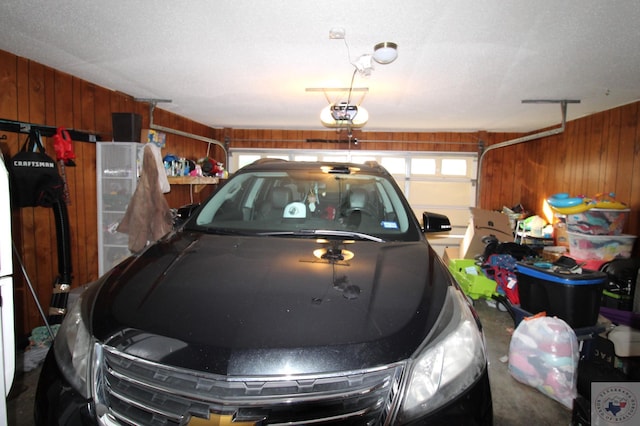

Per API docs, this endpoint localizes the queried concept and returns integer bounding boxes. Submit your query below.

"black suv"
[36,160,492,425]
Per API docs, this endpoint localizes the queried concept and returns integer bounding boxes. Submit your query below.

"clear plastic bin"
[567,231,636,260]
[566,208,629,235]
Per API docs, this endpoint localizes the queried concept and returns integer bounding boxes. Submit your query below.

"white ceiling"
[1,0,640,133]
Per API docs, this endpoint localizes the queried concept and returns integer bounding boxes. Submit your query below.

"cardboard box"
[459,208,513,259]
[442,246,461,266]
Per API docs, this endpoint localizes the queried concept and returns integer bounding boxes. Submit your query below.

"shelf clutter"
[140,127,226,193]
[167,176,219,193]
[444,204,638,326]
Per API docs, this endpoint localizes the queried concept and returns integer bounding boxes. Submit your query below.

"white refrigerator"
[0,152,16,423]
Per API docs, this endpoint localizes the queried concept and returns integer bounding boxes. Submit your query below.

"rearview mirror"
[422,212,452,233]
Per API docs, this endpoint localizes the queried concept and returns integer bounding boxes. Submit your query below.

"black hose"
[49,196,72,324]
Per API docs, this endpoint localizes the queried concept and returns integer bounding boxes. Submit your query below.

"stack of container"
[515,201,636,328]
[565,207,635,262]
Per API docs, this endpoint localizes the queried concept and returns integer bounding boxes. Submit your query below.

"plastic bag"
[508,315,579,409]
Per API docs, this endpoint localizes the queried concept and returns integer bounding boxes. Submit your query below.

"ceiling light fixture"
[354,54,374,76]
[372,42,398,64]
[320,102,369,128]
[310,30,398,129]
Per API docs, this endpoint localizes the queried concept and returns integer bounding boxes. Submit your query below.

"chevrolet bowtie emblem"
[188,413,263,426]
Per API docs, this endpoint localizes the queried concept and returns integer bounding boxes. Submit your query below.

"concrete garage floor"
[6,301,572,425]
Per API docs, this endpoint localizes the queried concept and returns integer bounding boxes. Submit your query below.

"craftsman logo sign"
[593,382,639,425]
[12,160,56,168]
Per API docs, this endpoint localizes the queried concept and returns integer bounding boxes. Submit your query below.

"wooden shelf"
[168,176,219,192]
[168,176,219,185]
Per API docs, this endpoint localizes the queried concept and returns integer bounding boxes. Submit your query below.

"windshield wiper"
[257,229,384,242]
[196,227,253,236]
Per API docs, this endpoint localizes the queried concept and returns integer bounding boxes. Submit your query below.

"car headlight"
[53,285,96,399]
[397,286,487,421]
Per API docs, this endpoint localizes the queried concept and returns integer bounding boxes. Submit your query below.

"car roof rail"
[250,158,288,165]
[363,160,385,172]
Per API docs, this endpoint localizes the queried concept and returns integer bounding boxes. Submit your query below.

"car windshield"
[188,164,420,241]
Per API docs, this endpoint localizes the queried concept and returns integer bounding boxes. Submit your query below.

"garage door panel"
[409,181,473,205]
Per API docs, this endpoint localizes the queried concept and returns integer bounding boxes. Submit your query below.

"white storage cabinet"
[96,142,143,276]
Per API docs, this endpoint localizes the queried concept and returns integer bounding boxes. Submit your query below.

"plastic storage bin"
[566,208,630,235]
[567,231,636,261]
[516,262,607,328]
[607,325,640,357]
[448,259,498,300]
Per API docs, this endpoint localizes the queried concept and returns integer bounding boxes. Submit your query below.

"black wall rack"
[0,118,102,142]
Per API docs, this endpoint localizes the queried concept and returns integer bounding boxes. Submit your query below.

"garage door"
[228,149,477,256]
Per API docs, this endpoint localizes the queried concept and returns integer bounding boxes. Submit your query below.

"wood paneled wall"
[1,49,639,339]
[479,104,640,240]
[223,127,481,153]
[0,51,224,338]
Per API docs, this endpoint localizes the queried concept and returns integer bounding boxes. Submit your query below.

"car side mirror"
[174,203,201,226]
[422,212,452,233]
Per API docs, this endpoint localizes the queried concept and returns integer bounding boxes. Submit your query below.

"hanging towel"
[145,142,170,193]
[117,144,173,253]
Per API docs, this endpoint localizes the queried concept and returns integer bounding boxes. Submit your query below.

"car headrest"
[349,188,368,209]
[271,187,292,208]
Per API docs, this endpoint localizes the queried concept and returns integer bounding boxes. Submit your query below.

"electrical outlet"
[329,28,345,39]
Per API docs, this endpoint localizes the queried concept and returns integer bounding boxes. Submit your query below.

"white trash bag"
[508,315,579,409]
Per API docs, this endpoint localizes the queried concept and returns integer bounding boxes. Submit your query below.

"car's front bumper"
[35,346,492,426]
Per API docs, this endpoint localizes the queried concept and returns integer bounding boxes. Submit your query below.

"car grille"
[93,344,405,425]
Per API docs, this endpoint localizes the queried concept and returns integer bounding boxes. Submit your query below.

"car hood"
[91,232,450,376]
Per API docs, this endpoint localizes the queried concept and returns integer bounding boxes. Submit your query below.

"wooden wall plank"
[594,112,608,193]
[490,140,508,207]
[17,57,40,332]
[81,82,99,283]
[573,114,588,196]
[71,77,89,288]
[555,119,571,195]
[602,109,620,192]
[615,103,638,203]
[629,106,640,233]
[583,113,601,197]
